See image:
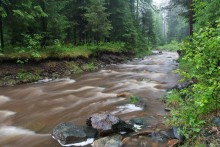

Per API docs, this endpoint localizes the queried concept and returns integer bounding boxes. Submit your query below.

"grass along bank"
[157,40,180,51]
[0,42,148,86]
[0,42,127,62]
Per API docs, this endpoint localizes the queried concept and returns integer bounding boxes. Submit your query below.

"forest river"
[0,52,179,147]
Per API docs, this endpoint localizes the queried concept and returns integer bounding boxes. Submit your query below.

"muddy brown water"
[0,52,179,147]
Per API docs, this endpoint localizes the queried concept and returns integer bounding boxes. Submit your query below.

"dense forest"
[0,0,161,59]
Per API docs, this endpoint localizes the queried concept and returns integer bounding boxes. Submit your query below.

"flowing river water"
[0,52,179,147]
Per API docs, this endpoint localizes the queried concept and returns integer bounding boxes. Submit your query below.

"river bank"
[0,51,134,87]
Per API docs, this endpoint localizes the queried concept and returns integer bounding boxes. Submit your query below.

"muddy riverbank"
[0,51,134,86]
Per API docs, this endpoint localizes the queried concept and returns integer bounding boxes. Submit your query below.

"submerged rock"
[130,118,146,126]
[52,122,97,146]
[93,135,122,147]
[87,113,133,136]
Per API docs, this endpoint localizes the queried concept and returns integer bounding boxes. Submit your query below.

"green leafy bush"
[16,72,41,83]
[167,23,220,140]
[130,96,139,104]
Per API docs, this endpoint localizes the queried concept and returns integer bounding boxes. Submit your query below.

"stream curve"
[0,51,179,147]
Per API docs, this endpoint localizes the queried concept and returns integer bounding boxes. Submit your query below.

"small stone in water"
[165,108,172,111]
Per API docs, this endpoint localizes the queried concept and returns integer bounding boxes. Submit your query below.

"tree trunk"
[0,15,4,49]
[189,0,193,36]
[136,0,139,19]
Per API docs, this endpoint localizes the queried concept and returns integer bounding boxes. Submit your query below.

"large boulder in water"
[87,113,133,136]
[52,122,97,146]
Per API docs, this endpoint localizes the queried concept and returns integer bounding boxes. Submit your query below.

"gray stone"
[84,126,98,138]
[93,135,122,147]
[52,122,97,145]
[87,113,133,136]
[151,131,168,143]
[173,127,184,142]
[212,117,220,126]
[165,107,172,111]
[130,118,145,126]
[160,128,175,139]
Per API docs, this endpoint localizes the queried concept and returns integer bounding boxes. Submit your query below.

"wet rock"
[130,118,146,126]
[160,128,176,139]
[133,130,153,137]
[173,127,184,142]
[172,81,193,91]
[165,107,172,112]
[52,122,97,145]
[212,117,220,126]
[93,135,122,147]
[87,113,133,136]
[167,139,179,147]
[84,126,98,138]
[122,136,151,147]
[151,131,168,143]
[52,122,86,145]
[139,116,158,126]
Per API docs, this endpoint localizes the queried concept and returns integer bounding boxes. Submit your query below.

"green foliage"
[130,95,139,104]
[17,59,29,64]
[166,90,183,108]
[84,0,112,41]
[167,21,220,142]
[66,62,83,74]
[82,63,98,72]
[194,0,220,28]
[0,42,125,61]
[1,0,157,57]
[23,34,42,51]
[179,24,220,113]
[16,72,41,83]
[134,47,151,58]
[157,40,180,51]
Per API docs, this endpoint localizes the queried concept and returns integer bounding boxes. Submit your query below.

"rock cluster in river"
[52,113,134,146]
[52,114,184,147]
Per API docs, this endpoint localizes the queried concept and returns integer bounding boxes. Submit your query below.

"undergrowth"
[166,23,220,145]
[157,40,180,51]
[0,42,126,61]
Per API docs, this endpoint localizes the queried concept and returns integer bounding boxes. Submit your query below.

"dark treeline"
[0,0,157,52]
